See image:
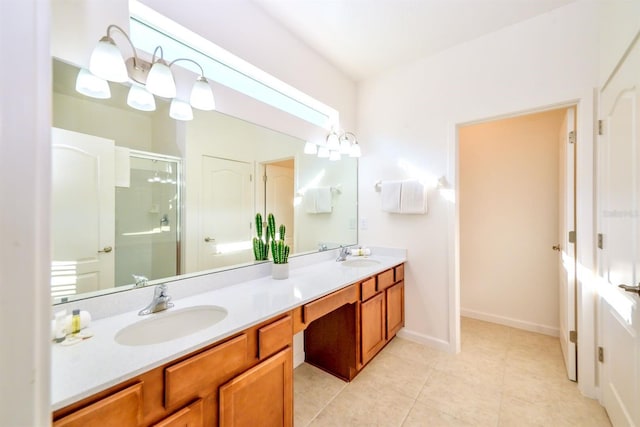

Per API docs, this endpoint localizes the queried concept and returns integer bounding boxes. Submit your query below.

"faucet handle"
[154,283,168,297]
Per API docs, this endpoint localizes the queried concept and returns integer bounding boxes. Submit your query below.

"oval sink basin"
[115,305,227,346]
[341,258,381,268]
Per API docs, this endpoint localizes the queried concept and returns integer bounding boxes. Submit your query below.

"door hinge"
[263,174,267,183]
[598,346,604,363]
[569,330,577,344]
[597,233,604,250]
[598,120,604,136]
[249,174,253,182]
[568,230,576,244]
[568,130,576,144]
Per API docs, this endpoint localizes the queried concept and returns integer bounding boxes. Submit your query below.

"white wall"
[358,0,598,352]
[459,109,565,335]
[0,2,52,426]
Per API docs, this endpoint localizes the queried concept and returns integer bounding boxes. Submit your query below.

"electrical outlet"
[360,217,368,230]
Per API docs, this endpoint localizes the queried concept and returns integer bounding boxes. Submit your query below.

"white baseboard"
[461,308,560,337]
[397,328,454,353]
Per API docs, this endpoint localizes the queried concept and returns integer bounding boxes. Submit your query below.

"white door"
[558,107,577,381]
[265,162,295,250]
[199,156,253,270]
[598,32,640,427]
[51,128,115,298]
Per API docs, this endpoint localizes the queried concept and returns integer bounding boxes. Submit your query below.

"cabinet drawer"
[360,277,377,301]
[394,264,404,282]
[53,382,143,427]
[258,315,292,359]
[303,284,358,324]
[165,334,247,409]
[153,399,203,427]
[377,269,395,291]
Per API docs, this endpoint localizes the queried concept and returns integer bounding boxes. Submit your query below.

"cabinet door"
[53,382,143,427]
[153,399,203,427]
[386,281,404,339]
[219,347,292,427]
[360,292,386,365]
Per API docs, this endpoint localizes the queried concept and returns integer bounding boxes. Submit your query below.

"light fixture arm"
[105,24,141,67]
[169,58,206,77]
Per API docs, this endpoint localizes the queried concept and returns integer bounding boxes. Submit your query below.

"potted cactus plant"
[252,212,273,261]
[271,219,290,280]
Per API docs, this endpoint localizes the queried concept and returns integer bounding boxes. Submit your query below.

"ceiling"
[252,0,575,82]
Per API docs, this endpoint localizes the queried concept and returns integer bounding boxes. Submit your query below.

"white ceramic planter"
[272,263,289,280]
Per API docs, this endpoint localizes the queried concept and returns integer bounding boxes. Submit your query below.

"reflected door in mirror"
[51,128,115,298]
[199,156,254,270]
[265,161,294,251]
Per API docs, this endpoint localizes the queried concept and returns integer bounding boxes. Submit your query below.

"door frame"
[447,91,598,398]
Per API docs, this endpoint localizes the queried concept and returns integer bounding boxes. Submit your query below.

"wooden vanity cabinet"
[53,313,293,427]
[360,292,386,365]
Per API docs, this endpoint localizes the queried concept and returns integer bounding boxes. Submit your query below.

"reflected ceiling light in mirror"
[304,141,318,155]
[349,142,362,158]
[127,83,156,111]
[169,99,193,121]
[317,146,330,158]
[326,131,340,151]
[83,24,215,120]
[75,69,111,99]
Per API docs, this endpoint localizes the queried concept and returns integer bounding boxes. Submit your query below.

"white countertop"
[51,253,406,410]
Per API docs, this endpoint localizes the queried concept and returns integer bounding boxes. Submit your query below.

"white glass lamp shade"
[127,84,156,111]
[190,77,216,110]
[169,99,193,121]
[349,143,362,158]
[304,141,318,155]
[326,132,340,151]
[89,36,128,83]
[329,150,341,161]
[146,61,176,98]
[317,146,330,158]
[75,69,111,99]
[339,136,352,154]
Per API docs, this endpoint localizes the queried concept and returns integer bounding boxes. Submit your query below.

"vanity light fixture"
[81,24,216,120]
[75,68,111,99]
[309,130,361,159]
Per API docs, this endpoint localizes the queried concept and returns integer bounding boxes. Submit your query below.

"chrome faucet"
[132,274,148,288]
[336,245,349,262]
[139,284,174,316]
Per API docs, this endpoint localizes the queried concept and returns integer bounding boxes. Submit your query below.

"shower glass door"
[115,151,181,287]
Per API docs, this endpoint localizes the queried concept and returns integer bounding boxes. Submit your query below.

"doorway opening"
[262,158,296,252]
[457,106,577,380]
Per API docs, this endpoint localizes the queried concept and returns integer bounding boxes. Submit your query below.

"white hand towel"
[304,187,332,213]
[400,179,427,214]
[315,187,332,213]
[381,181,402,213]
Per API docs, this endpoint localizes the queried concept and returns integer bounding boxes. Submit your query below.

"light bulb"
[127,84,156,111]
[75,69,111,99]
[146,61,176,98]
[89,36,128,82]
[190,76,215,110]
[304,141,318,155]
[169,99,193,121]
[349,143,362,158]
[329,150,341,161]
[339,136,352,154]
[326,132,340,151]
[317,146,330,158]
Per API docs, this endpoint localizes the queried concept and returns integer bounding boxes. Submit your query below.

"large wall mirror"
[51,58,358,304]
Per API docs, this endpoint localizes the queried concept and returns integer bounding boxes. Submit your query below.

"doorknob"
[552,244,561,251]
[98,246,113,253]
[204,237,215,243]
[619,283,640,295]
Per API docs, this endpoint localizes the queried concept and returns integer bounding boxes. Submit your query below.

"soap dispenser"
[54,311,67,343]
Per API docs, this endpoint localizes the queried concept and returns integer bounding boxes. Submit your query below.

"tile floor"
[293,317,611,426]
